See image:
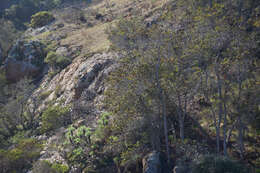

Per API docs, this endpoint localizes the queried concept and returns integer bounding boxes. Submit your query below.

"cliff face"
[33,52,117,113]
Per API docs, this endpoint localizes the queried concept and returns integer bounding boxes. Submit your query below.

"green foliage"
[45,51,57,65]
[54,85,63,97]
[8,131,27,144]
[0,18,21,55]
[56,56,71,69]
[0,138,42,173]
[30,11,55,28]
[64,113,116,171]
[0,0,259,172]
[94,112,111,139]
[1,0,92,26]
[32,160,69,173]
[45,51,71,70]
[65,125,92,163]
[119,140,142,166]
[192,155,249,173]
[105,16,171,166]
[39,90,52,100]
[48,71,58,78]
[41,105,70,133]
[65,125,92,145]
[104,1,260,170]
[0,78,35,137]
[32,160,55,173]
[51,162,69,173]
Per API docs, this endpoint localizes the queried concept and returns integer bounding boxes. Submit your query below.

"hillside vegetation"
[0,0,259,173]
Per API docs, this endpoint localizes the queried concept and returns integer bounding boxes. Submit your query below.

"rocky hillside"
[0,0,259,173]
[0,0,171,172]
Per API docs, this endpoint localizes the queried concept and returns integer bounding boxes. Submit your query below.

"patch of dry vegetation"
[60,22,111,53]
[58,0,170,54]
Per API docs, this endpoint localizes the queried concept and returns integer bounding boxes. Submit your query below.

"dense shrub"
[30,11,55,28]
[32,160,54,173]
[45,51,71,70]
[41,105,70,133]
[51,162,70,173]
[0,138,42,173]
[64,125,92,164]
[64,113,115,171]
[32,160,69,173]
[39,90,52,100]
[45,51,57,66]
[192,155,249,173]
[56,56,71,69]
[2,0,92,24]
[0,18,21,54]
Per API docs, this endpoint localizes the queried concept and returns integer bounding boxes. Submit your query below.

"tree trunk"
[209,0,213,8]
[155,47,170,163]
[237,68,245,159]
[238,0,244,17]
[223,86,228,156]
[216,65,223,154]
[162,91,170,163]
[216,125,220,153]
[179,119,184,141]
[238,115,245,159]
[178,95,185,141]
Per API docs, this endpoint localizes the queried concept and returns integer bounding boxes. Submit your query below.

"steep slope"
[6,0,170,172]
[1,0,259,173]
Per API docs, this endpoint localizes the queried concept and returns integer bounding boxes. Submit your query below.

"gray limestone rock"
[142,151,161,173]
[56,47,69,57]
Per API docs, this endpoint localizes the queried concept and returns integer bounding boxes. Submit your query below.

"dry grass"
[60,22,111,53]
[58,0,170,54]
[24,0,170,56]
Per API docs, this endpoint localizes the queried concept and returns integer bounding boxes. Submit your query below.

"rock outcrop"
[142,151,161,173]
[34,52,117,115]
[74,57,113,99]
[4,40,46,82]
[56,46,69,57]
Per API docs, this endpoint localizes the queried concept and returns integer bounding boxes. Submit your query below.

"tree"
[190,0,259,156]
[106,18,169,161]
[0,78,35,137]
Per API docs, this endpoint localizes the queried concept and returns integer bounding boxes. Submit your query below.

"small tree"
[45,51,71,71]
[41,105,70,133]
[30,11,54,28]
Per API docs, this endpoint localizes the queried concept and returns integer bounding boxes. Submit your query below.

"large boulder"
[142,151,161,173]
[4,40,46,82]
